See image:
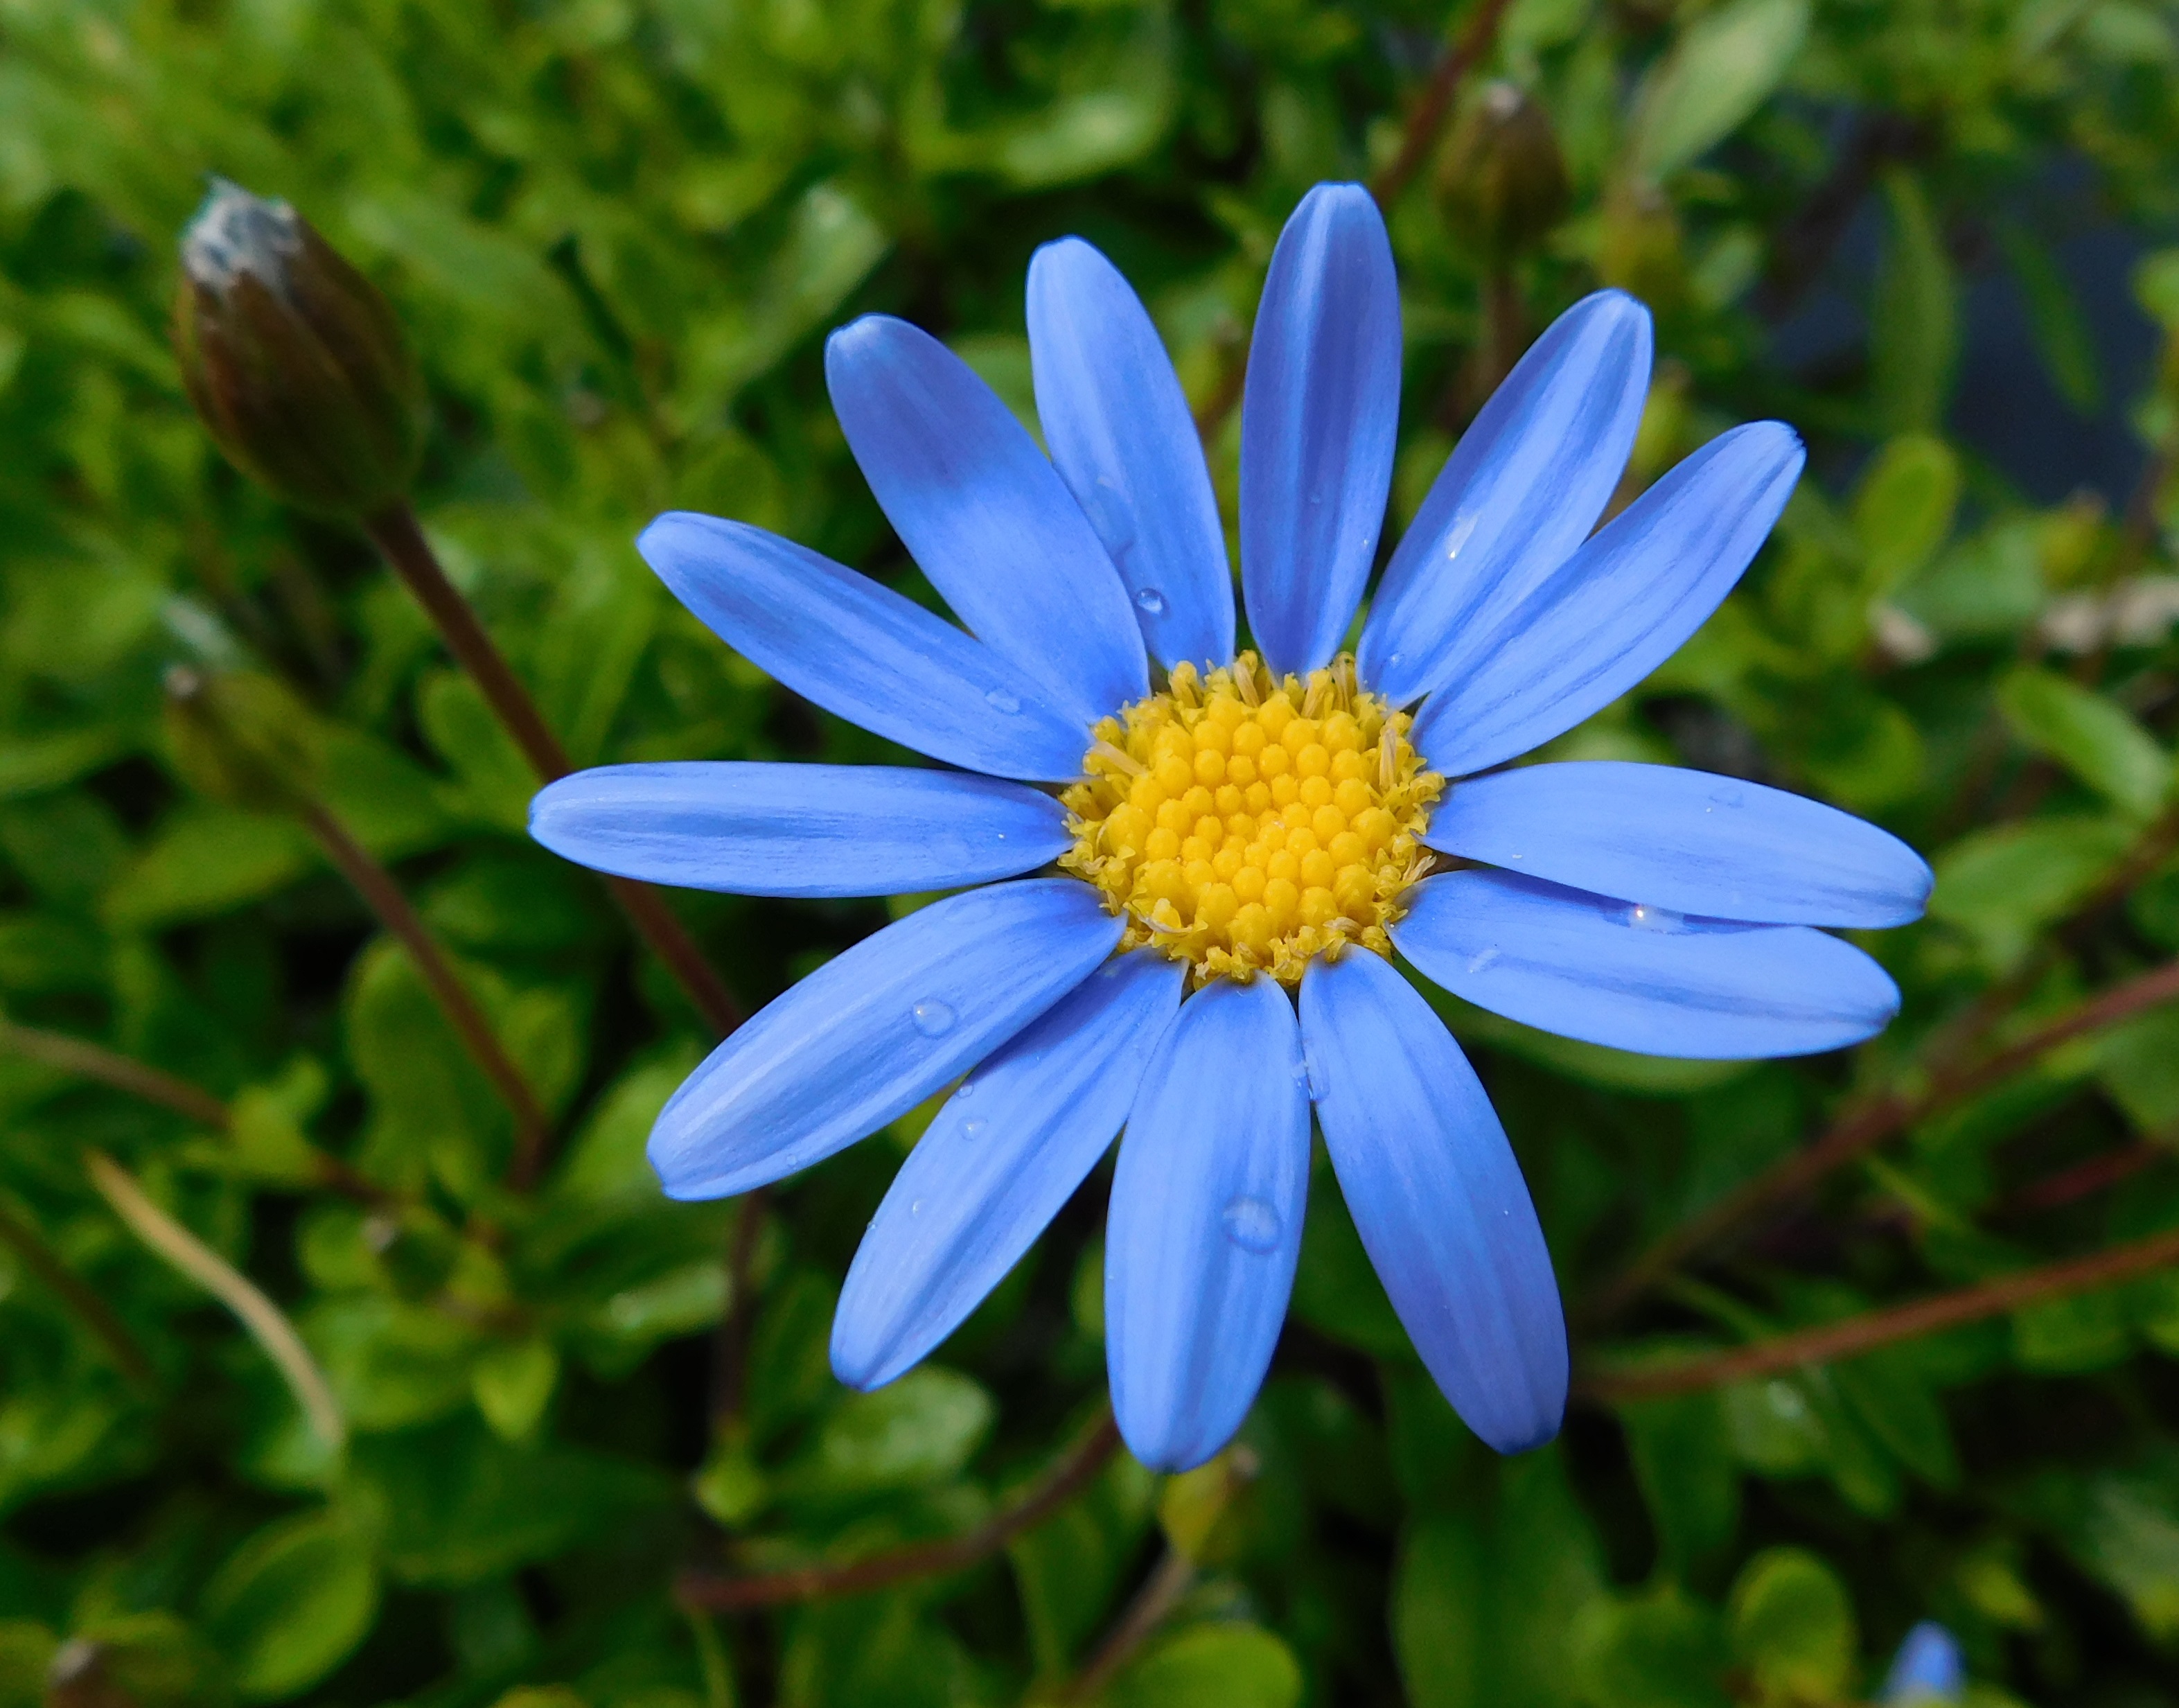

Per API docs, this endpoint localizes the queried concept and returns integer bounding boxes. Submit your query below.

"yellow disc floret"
[1061,651,1443,987]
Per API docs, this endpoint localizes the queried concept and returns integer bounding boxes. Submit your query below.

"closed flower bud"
[173,179,423,518]
[164,665,324,812]
[1435,83,1570,263]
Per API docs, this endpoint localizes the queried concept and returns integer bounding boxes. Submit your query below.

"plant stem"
[0,1018,394,1207]
[675,1408,1120,1610]
[1368,0,1521,206]
[1580,1222,2179,1403]
[1055,1548,1197,1703]
[299,798,554,1185]
[1585,953,2179,1323]
[87,1149,345,1447]
[0,1195,156,1389]
[0,1019,229,1129]
[362,501,743,1038]
[709,1185,770,1433]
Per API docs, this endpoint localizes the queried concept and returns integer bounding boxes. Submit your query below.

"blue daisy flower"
[531,182,1931,1472]
[1882,1622,1965,1704]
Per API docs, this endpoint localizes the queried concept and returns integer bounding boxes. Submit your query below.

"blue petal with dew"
[832,951,1183,1390]
[1392,870,1901,1060]
[827,314,1147,728]
[1412,421,1804,778]
[1240,183,1402,680]
[1106,976,1311,1471]
[1424,761,1933,928]
[648,879,1121,1199]
[1301,950,1567,1452]
[1359,290,1652,707]
[1028,238,1234,673]
[530,762,1072,898]
[639,513,1088,783]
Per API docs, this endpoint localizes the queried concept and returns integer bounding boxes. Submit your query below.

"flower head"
[531,182,1932,1472]
[1882,1622,1966,1705]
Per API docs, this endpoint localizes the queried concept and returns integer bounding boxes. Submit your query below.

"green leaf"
[1727,1547,1855,1705]
[1621,1393,1740,1570]
[200,1511,380,1701]
[1627,0,1810,182]
[103,806,315,930]
[1871,170,1958,434]
[1851,434,1961,597]
[2096,1006,2179,1129]
[785,1366,994,1502]
[351,1418,670,1588]
[1929,815,2136,968]
[1571,1586,1731,1708]
[471,1337,558,1441]
[1104,1622,1302,1708]
[1997,220,2103,412]
[1998,668,2171,819]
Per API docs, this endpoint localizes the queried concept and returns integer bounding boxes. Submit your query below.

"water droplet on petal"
[1466,946,1501,976]
[1221,1195,1282,1253]
[1708,784,1746,809]
[962,1118,987,1139]
[1299,1044,1330,1100]
[911,999,957,1037]
[1626,904,1683,933]
[910,1198,924,1217]
[955,1078,976,1099]
[1134,586,1167,616]
[984,688,1021,715]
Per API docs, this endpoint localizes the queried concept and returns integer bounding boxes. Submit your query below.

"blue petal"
[1424,761,1933,928]
[826,315,1148,726]
[1240,184,1402,680]
[1359,292,1652,706]
[1391,870,1900,1059]
[1027,238,1235,673]
[1300,950,1565,1453]
[832,951,1183,1390]
[1882,1623,1964,1705]
[1106,976,1310,1471]
[529,762,1072,899]
[1411,423,1804,777]
[649,879,1122,1199]
[639,513,1089,783]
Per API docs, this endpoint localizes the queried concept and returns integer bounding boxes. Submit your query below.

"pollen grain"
[1061,652,1442,987]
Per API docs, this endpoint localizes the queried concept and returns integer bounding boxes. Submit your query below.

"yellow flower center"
[1061,652,1443,987]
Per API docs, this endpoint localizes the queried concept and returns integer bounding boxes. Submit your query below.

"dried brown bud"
[1435,83,1571,263]
[173,179,422,518]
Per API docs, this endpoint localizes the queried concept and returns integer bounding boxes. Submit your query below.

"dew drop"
[910,1198,924,1217]
[962,1118,987,1140]
[1221,1194,1282,1253]
[984,688,1021,715]
[1466,946,1501,975]
[1299,1044,1330,1100]
[1626,904,1684,933]
[911,999,957,1037]
[1134,586,1168,616]
[1708,784,1746,809]
[955,1078,976,1100]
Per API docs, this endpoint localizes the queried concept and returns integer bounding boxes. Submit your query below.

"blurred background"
[4,1,2179,1705]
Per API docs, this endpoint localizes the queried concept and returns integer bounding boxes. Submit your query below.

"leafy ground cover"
[6,0,2179,1703]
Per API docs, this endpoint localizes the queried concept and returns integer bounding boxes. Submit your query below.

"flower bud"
[163,665,324,812]
[1435,84,1570,263]
[173,179,423,518]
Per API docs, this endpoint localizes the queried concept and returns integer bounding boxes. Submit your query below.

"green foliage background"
[3,0,2179,1704]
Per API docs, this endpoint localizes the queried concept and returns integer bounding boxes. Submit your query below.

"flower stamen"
[1061,651,1443,987]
